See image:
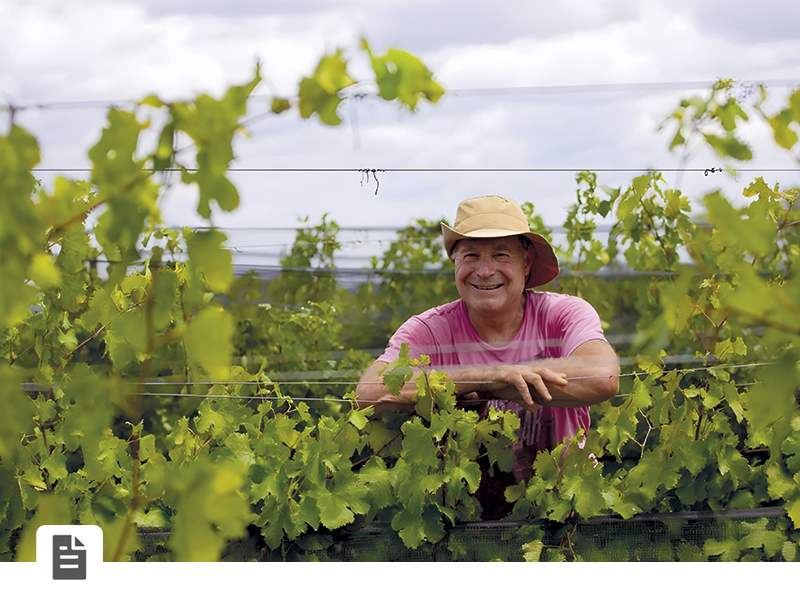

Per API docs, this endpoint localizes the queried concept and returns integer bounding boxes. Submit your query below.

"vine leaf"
[361,38,445,110]
[183,306,235,381]
[186,229,234,294]
[298,50,355,126]
[0,367,36,462]
[400,419,439,468]
[166,458,251,561]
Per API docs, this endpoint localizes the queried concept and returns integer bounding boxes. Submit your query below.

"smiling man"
[356,195,619,515]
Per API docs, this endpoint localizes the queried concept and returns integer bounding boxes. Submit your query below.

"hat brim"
[441,223,559,288]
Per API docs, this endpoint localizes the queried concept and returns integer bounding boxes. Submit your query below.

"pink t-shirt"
[378,291,608,479]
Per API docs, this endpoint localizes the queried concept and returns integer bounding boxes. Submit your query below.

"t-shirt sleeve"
[376,315,438,364]
[548,295,608,358]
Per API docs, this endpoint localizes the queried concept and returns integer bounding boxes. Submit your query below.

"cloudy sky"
[2,0,799,268]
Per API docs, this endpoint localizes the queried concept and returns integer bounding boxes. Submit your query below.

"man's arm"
[506,339,620,409]
[355,360,420,415]
[357,359,567,414]
[356,339,619,415]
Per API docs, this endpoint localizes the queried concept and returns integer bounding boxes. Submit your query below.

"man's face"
[452,236,531,318]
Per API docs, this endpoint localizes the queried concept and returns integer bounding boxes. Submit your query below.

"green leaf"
[782,540,798,561]
[786,497,800,529]
[152,119,175,171]
[186,229,234,293]
[166,457,250,561]
[0,466,26,535]
[702,133,753,161]
[400,418,439,468]
[169,68,260,219]
[152,269,180,331]
[0,125,49,327]
[297,51,355,125]
[183,306,235,381]
[194,393,240,440]
[743,355,799,443]
[381,344,415,396]
[41,450,68,482]
[77,287,116,331]
[105,307,147,369]
[88,109,147,184]
[601,487,640,520]
[672,435,709,477]
[181,166,239,220]
[140,95,165,108]
[705,191,774,257]
[558,446,609,518]
[100,516,141,561]
[57,366,114,479]
[15,494,73,562]
[522,540,544,562]
[359,457,394,510]
[390,507,427,549]
[740,519,785,557]
[767,108,799,149]
[383,364,413,397]
[271,98,291,114]
[765,462,796,500]
[668,128,686,150]
[723,265,800,348]
[0,367,36,461]
[714,98,748,132]
[96,435,131,479]
[704,537,740,561]
[315,488,355,530]
[348,408,369,430]
[450,460,482,494]
[361,39,445,110]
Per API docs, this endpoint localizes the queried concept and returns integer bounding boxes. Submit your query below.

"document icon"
[52,534,87,580]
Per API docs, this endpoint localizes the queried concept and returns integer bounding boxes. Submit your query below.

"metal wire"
[135,391,356,403]
[84,360,774,404]
[6,77,798,114]
[124,360,778,388]
[26,166,800,174]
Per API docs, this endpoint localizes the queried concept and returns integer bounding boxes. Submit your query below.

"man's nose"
[476,256,496,277]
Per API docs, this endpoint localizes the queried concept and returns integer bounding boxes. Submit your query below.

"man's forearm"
[356,340,620,414]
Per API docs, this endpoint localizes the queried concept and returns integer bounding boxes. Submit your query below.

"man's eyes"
[461,252,511,259]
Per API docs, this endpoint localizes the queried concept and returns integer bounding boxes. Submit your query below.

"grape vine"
[1,60,799,562]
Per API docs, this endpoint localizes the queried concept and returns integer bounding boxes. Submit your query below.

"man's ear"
[525,245,535,278]
[448,239,460,262]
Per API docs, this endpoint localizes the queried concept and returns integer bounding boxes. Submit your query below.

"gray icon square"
[52,535,87,580]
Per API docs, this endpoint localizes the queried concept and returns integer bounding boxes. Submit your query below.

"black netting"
[136,507,793,562]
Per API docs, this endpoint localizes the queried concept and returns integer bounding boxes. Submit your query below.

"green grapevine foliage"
[1,63,799,564]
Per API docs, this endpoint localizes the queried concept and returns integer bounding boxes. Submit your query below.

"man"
[356,195,619,500]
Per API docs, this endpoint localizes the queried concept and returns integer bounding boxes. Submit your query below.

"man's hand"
[488,365,568,412]
[469,340,620,412]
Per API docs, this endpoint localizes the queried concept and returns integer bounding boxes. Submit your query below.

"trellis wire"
[21,359,780,403]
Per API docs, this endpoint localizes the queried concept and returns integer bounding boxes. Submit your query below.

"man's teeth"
[475,284,501,290]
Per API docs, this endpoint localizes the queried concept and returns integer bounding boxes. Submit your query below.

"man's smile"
[472,283,503,290]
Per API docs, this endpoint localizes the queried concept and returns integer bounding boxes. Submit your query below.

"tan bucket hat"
[441,195,559,288]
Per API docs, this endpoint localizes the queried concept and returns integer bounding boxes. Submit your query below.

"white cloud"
[1,0,798,239]
[0,0,368,103]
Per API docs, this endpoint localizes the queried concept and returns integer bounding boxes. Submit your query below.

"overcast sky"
[2,0,799,268]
